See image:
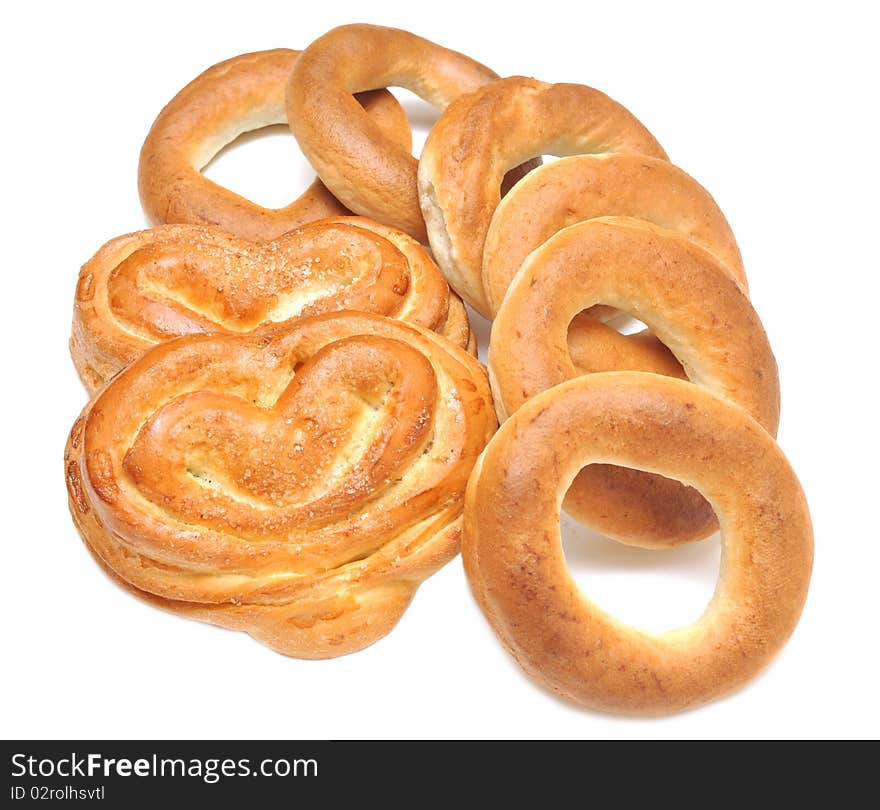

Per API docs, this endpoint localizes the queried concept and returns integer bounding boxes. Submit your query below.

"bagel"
[483,153,747,317]
[139,49,411,240]
[419,76,667,315]
[489,218,779,547]
[463,372,813,715]
[288,24,519,241]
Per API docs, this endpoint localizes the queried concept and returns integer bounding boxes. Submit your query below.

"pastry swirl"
[71,216,474,394]
[65,312,496,658]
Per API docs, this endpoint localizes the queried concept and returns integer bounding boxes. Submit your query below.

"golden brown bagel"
[287,24,502,241]
[483,154,747,316]
[489,218,779,547]
[419,77,668,315]
[139,49,411,240]
[65,312,496,659]
[70,216,475,394]
[463,372,813,715]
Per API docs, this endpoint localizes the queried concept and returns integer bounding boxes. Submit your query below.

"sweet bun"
[66,312,496,658]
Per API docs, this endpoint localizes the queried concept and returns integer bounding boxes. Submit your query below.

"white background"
[2,1,877,739]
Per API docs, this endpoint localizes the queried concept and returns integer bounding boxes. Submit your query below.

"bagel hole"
[390,89,442,159]
[570,308,647,335]
[559,491,721,634]
[202,125,317,209]
[567,310,689,379]
[613,314,647,335]
[498,155,550,198]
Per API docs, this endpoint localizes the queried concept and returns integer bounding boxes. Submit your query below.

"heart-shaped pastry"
[71,216,474,393]
[65,312,496,658]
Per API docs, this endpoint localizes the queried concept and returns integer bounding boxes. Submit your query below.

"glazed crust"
[65,312,496,658]
[419,77,667,315]
[139,49,411,240]
[70,216,475,394]
[489,218,779,547]
[287,24,501,241]
[462,372,812,715]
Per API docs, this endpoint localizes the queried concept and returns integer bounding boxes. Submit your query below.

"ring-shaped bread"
[463,371,812,715]
[419,76,667,315]
[287,24,506,241]
[482,153,747,316]
[489,218,779,547]
[139,49,411,240]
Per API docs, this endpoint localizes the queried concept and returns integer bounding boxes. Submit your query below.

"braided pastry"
[490,218,779,546]
[287,24,537,241]
[70,216,475,394]
[139,49,411,240]
[463,372,813,715]
[65,312,496,658]
[419,77,667,315]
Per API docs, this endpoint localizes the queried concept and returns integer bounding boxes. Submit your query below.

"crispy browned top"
[71,217,473,394]
[65,312,496,658]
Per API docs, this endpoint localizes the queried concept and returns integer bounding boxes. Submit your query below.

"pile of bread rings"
[65,23,812,716]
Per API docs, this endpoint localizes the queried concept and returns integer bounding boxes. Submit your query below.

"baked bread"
[139,49,410,240]
[287,24,537,240]
[463,372,813,714]
[65,312,496,658]
[482,153,747,317]
[489,218,779,547]
[71,216,475,394]
[419,76,666,314]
